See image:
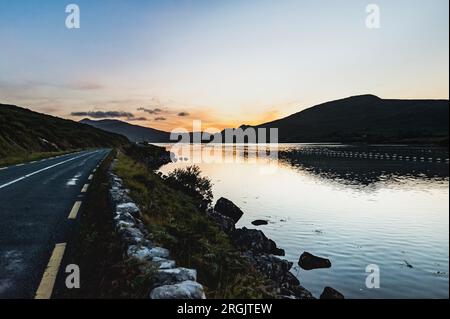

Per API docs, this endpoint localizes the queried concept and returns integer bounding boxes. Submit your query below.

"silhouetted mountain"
[80,95,449,145]
[252,95,449,144]
[80,118,171,142]
[0,103,129,159]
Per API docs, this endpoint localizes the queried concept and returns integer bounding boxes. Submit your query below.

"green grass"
[114,150,275,299]
[0,149,81,167]
[0,103,129,160]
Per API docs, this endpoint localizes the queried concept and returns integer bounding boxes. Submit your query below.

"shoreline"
[111,144,344,299]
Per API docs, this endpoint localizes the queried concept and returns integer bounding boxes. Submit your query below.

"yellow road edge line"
[68,201,82,219]
[35,243,67,299]
[81,184,89,193]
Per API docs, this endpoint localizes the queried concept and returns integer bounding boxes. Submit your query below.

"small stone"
[153,267,197,286]
[149,280,206,299]
[114,212,136,224]
[115,220,135,230]
[152,257,176,269]
[251,219,268,226]
[298,252,331,270]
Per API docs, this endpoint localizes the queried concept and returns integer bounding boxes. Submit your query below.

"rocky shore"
[209,197,315,299]
[108,146,344,299]
[210,197,344,299]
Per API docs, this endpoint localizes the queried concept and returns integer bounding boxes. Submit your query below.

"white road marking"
[35,243,66,299]
[81,184,89,193]
[0,152,93,190]
[88,174,93,180]
[66,172,82,186]
[68,201,82,219]
[15,164,24,167]
[0,167,7,171]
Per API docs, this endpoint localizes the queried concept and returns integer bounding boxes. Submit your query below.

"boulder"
[252,219,268,226]
[232,227,284,256]
[149,280,206,299]
[214,197,244,223]
[298,252,331,270]
[261,256,300,290]
[243,252,314,299]
[251,254,293,282]
[208,210,236,234]
[289,285,315,299]
[153,267,197,286]
[320,286,344,299]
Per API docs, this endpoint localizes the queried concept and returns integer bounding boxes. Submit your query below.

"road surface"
[0,149,110,298]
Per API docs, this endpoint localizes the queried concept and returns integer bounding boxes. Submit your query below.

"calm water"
[158,144,449,299]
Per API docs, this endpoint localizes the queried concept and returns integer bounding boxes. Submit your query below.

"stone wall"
[108,159,206,299]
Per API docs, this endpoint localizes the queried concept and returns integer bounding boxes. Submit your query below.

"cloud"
[154,117,167,121]
[177,111,190,117]
[71,110,149,121]
[127,116,148,121]
[137,107,163,114]
[71,111,135,118]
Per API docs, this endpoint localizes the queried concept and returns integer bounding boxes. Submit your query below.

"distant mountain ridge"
[253,95,448,144]
[80,118,171,143]
[0,103,128,159]
[79,95,449,145]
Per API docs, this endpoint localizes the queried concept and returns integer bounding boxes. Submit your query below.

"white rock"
[152,257,176,269]
[127,245,170,261]
[154,267,197,286]
[149,280,206,299]
[114,212,136,223]
[117,202,140,217]
[116,220,135,230]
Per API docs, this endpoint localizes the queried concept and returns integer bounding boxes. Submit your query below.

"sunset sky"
[0,0,448,131]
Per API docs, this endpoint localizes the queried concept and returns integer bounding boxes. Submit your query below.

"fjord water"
[159,144,449,299]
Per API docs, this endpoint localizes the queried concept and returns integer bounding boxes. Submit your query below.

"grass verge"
[57,149,155,298]
[114,148,275,299]
[0,149,82,167]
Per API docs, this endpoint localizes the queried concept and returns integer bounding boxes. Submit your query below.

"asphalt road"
[0,149,110,298]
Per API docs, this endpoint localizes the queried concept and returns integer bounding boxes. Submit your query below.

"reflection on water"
[159,144,449,299]
[280,152,448,189]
